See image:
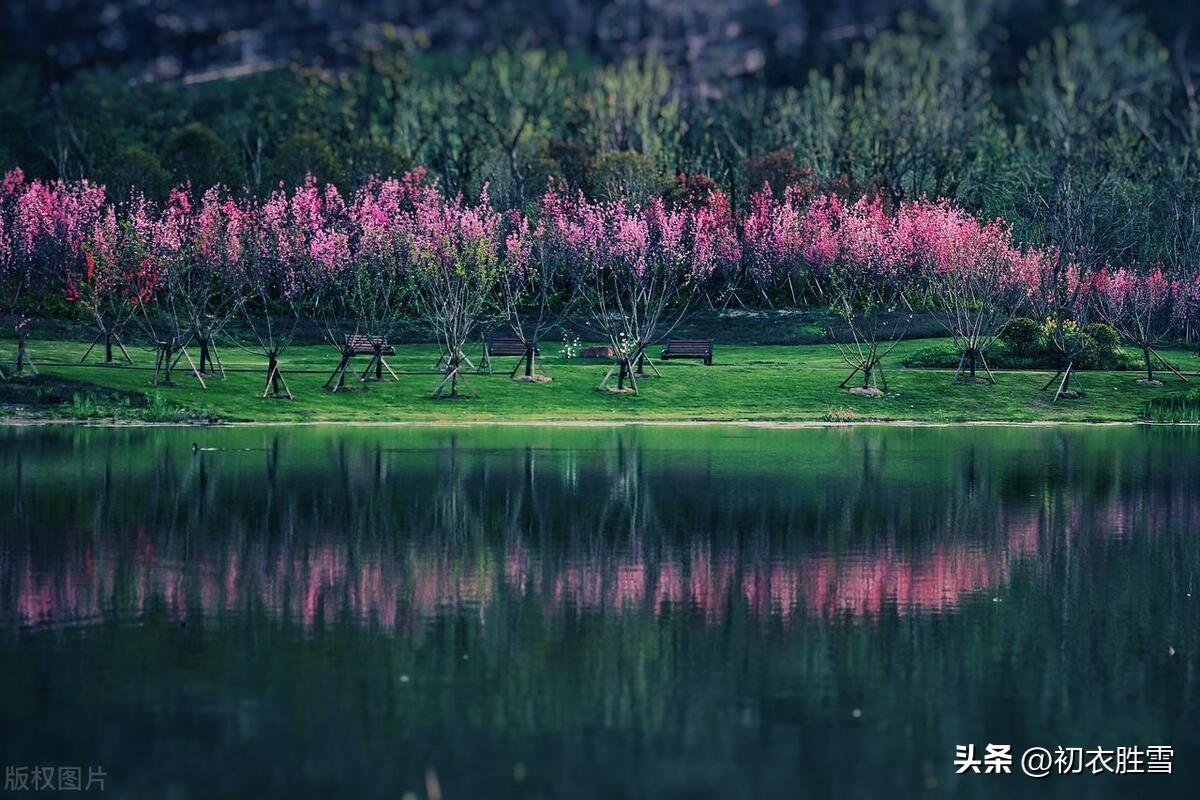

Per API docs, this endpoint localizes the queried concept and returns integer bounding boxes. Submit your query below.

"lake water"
[0,424,1197,798]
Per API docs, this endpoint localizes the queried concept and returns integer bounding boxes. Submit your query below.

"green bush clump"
[998,317,1041,356]
[589,151,668,204]
[982,317,1136,371]
[902,343,960,369]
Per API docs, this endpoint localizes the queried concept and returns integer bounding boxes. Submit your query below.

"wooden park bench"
[660,339,714,366]
[325,333,397,390]
[482,335,540,376]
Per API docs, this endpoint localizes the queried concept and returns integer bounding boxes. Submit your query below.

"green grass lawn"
[4,336,1199,423]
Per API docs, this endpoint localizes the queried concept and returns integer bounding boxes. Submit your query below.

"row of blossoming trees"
[0,166,1195,398]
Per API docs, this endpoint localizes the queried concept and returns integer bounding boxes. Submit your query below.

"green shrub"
[269,133,346,190]
[1072,330,1103,370]
[1084,322,1121,356]
[1071,323,1135,370]
[100,146,171,202]
[161,123,239,190]
[998,317,1041,356]
[344,139,410,187]
[745,149,804,197]
[902,343,960,369]
[589,151,668,204]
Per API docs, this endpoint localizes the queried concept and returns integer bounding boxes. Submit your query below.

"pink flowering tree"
[2,170,108,376]
[813,196,913,393]
[259,177,364,390]
[292,174,422,391]
[178,186,253,377]
[741,186,809,308]
[126,186,250,386]
[543,190,736,393]
[499,193,568,381]
[1018,247,1091,400]
[337,174,423,386]
[130,187,231,386]
[237,182,326,398]
[407,186,515,398]
[73,194,157,365]
[129,188,192,385]
[0,168,29,377]
[131,188,223,388]
[898,201,1025,383]
[1090,266,1185,384]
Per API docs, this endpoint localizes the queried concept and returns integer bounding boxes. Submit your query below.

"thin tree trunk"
[15,334,28,375]
[198,337,212,374]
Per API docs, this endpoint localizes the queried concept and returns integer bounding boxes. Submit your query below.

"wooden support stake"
[1151,348,1189,382]
[979,350,997,384]
[325,351,352,391]
[115,334,134,365]
[1052,363,1075,402]
[598,361,619,390]
[839,363,863,389]
[181,348,207,389]
[1041,365,1066,392]
[212,344,227,380]
[80,331,103,364]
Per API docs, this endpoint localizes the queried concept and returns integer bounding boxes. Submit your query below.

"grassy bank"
[2,337,1198,424]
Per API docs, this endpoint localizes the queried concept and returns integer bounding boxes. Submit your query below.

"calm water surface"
[0,424,1197,798]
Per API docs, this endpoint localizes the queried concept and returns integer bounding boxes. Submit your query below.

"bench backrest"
[487,336,537,356]
[344,334,394,355]
[666,339,712,353]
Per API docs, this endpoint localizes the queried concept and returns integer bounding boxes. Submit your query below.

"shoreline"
[2,416,1194,429]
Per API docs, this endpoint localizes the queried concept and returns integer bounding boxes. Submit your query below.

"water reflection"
[0,425,1197,799]
[2,425,1196,631]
